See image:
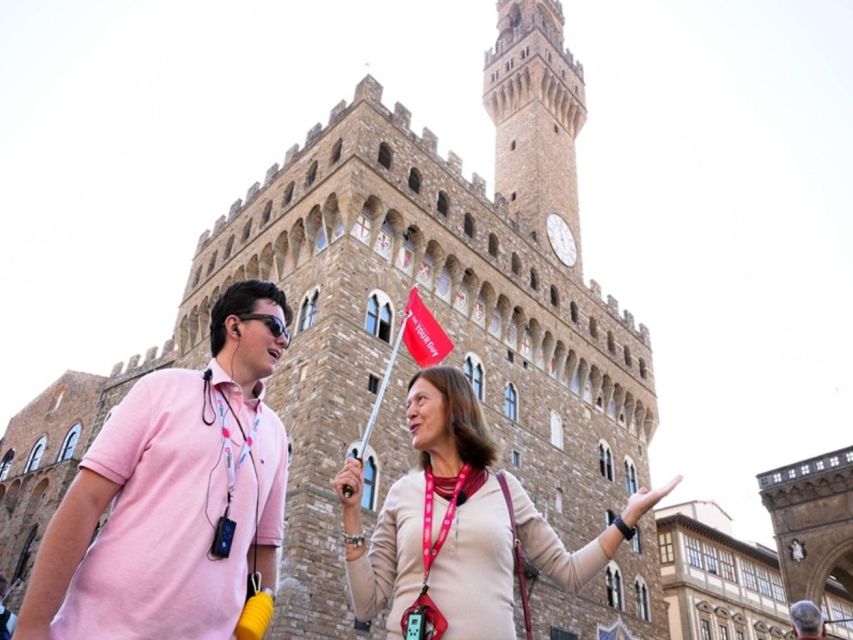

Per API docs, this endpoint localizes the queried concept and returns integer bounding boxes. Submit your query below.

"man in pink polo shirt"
[17,280,292,639]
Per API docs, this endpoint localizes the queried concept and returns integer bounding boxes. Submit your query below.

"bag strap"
[496,471,533,640]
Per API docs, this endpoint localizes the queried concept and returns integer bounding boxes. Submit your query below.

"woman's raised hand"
[622,475,683,528]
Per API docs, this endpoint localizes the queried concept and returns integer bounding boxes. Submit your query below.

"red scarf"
[433,466,488,501]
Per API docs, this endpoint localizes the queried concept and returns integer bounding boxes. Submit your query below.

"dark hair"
[408,366,499,470]
[209,280,292,356]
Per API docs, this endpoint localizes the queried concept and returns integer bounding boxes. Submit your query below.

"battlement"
[186,74,649,351]
[484,17,582,77]
[108,338,177,381]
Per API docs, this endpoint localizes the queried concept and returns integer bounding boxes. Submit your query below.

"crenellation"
[229,199,243,217]
[607,295,619,315]
[245,181,260,204]
[283,144,300,169]
[110,361,124,376]
[471,173,486,197]
[589,279,602,299]
[421,127,438,154]
[213,215,226,234]
[392,102,411,131]
[127,354,140,370]
[305,123,323,146]
[446,150,462,176]
[494,193,508,218]
[353,74,383,106]
[264,163,280,186]
[143,346,158,363]
[328,99,347,124]
[162,338,174,355]
[623,310,635,331]
[639,323,651,346]
[196,229,210,253]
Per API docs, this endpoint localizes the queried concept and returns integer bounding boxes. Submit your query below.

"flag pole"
[343,310,412,498]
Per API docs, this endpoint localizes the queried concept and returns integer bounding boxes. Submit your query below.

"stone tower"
[484,0,587,281]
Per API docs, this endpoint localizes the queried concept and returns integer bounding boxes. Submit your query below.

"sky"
[1,0,851,547]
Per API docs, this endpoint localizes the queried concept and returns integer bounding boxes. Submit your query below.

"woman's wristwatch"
[613,515,636,541]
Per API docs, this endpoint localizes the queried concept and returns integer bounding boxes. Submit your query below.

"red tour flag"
[403,288,454,367]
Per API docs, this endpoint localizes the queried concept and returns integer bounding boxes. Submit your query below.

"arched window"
[13,525,38,583]
[511,253,521,276]
[504,383,518,421]
[305,160,318,187]
[436,191,449,216]
[330,138,343,164]
[624,458,638,494]
[192,267,201,287]
[606,564,623,610]
[624,345,632,367]
[282,181,295,206]
[364,292,393,343]
[635,578,650,621]
[377,143,392,169]
[589,317,598,339]
[598,441,613,481]
[463,354,484,400]
[555,488,563,514]
[488,233,499,257]
[261,201,273,227]
[207,250,218,276]
[632,528,643,554]
[550,285,559,307]
[570,301,579,323]
[349,446,379,511]
[639,359,648,379]
[607,331,616,354]
[25,436,47,473]
[463,213,475,238]
[242,219,253,243]
[57,423,82,463]
[529,269,538,290]
[299,289,320,332]
[0,449,14,480]
[550,411,563,450]
[408,168,421,193]
[224,235,235,259]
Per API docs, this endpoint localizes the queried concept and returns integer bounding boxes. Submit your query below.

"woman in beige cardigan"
[334,366,680,639]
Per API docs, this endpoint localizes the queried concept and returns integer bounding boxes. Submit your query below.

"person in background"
[790,600,827,639]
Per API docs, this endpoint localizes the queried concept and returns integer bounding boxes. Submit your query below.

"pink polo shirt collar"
[207,358,266,408]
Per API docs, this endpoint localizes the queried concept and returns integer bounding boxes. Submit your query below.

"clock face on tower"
[546,213,577,267]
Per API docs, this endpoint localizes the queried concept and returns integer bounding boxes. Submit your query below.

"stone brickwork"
[0,2,670,638]
[0,371,106,607]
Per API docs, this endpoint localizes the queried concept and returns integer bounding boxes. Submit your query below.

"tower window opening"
[463,213,475,238]
[305,161,318,187]
[510,140,516,151]
[377,143,392,169]
[511,192,517,201]
[408,168,421,194]
[436,191,449,216]
[554,123,559,134]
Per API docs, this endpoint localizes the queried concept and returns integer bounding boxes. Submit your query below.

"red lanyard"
[422,464,471,584]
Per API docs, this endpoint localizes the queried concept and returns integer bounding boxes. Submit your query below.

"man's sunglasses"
[237,314,291,343]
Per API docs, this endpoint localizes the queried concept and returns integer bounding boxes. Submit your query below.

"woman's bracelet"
[343,530,367,547]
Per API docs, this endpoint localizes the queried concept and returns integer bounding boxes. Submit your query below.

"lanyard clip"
[420,583,429,596]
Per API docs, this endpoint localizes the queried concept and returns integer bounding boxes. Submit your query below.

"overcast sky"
[2,0,851,547]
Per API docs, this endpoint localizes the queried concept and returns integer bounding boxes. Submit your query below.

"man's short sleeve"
[81,376,155,485]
